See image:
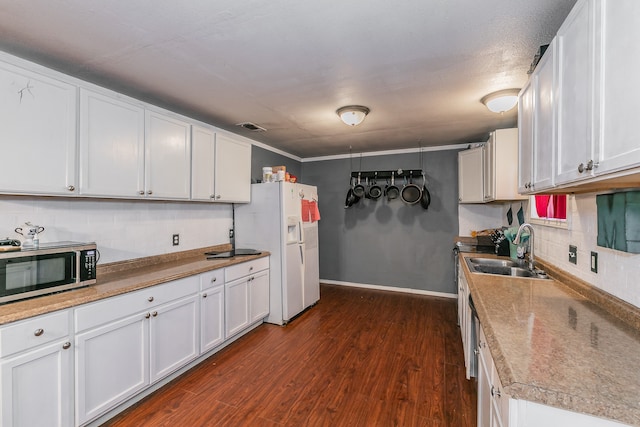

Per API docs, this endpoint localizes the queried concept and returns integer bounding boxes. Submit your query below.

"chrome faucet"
[514,223,535,271]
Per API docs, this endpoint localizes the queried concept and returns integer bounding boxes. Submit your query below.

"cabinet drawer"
[0,310,70,357]
[75,276,199,332]
[225,257,269,282]
[200,269,225,290]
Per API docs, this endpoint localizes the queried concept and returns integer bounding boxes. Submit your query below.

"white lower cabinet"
[74,276,199,425]
[200,270,226,353]
[0,310,73,427]
[225,258,270,338]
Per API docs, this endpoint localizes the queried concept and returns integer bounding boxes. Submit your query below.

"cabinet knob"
[34,328,44,337]
[216,195,221,200]
[152,311,158,317]
[67,185,75,192]
[138,190,145,195]
[203,293,207,298]
[491,385,501,398]
[474,348,479,355]
[62,342,71,350]
[211,277,217,282]
[210,194,215,199]
[145,312,151,319]
[249,266,254,271]
[147,190,153,195]
[577,162,585,173]
[585,160,596,171]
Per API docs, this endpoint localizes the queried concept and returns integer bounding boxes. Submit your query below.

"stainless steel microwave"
[0,241,97,304]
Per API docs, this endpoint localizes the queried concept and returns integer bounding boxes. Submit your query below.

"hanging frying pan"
[385,171,400,201]
[401,172,422,205]
[344,176,360,208]
[353,173,365,198]
[368,173,382,200]
[420,172,431,210]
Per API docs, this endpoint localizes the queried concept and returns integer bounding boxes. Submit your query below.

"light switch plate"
[591,251,598,273]
[569,245,577,264]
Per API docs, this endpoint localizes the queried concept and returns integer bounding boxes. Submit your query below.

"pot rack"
[350,170,424,180]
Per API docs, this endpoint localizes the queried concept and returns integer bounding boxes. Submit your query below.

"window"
[529,194,569,228]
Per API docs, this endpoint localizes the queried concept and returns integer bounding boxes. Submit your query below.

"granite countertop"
[0,244,269,326]
[460,252,640,426]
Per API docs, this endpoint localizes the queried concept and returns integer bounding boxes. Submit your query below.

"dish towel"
[301,200,321,222]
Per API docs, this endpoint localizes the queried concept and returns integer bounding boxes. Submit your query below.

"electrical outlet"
[229,229,234,239]
[172,234,180,246]
[591,251,598,273]
[569,245,577,264]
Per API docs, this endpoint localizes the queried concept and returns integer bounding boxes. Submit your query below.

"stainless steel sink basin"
[465,257,549,279]
[467,257,518,267]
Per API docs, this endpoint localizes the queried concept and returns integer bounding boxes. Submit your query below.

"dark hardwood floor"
[104,284,477,427]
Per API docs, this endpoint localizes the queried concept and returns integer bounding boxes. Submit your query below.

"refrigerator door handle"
[299,244,304,265]
[298,221,304,243]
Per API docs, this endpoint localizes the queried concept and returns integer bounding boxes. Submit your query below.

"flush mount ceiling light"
[336,105,370,126]
[481,89,520,113]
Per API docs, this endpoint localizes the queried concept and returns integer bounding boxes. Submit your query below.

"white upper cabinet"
[145,110,192,200]
[191,127,252,203]
[519,40,556,194]
[79,89,145,197]
[458,147,484,203]
[484,128,526,201]
[191,125,217,201]
[0,62,77,196]
[555,0,596,185]
[593,0,640,175]
[214,133,251,203]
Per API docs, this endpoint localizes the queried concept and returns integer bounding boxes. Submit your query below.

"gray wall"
[302,150,460,294]
[251,145,302,183]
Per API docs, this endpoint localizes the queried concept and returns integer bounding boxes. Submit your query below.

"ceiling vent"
[237,122,267,132]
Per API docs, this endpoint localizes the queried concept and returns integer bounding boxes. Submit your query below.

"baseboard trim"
[320,279,456,299]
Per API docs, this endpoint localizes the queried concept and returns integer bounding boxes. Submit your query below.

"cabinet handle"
[62,342,71,350]
[152,311,158,317]
[148,296,154,302]
[138,190,145,195]
[147,190,153,195]
[145,312,151,319]
[203,293,208,298]
[67,185,75,192]
[34,328,44,337]
[491,385,501,398]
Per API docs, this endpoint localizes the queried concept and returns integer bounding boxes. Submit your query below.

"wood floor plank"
[103,284,476,427]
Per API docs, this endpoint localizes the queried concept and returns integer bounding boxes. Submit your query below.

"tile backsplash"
[0,197,233,264]
[534,193,640,308]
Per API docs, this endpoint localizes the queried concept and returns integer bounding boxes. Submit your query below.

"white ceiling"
[0,0,576,158]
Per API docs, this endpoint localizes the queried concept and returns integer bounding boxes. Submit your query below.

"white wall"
[0,197,232,264]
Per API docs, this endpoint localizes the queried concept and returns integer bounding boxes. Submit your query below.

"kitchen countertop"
[460,252,640,426]
[0,244,269,326]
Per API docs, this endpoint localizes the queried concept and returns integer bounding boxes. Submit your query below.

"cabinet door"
[477,340,492,427]
[532,40,556,191]
[0,62,77,196]
[483,135,495,202]
[200,286,225,353]
[149,294,199,383]
[225,277,250,337]
[1,340,73,427]
[191,125,216,201]
[75,313,149,425]
[250,269,270,323]
[518,80,534,193]
[595,0,640,175]
[214,133,252,203]
[458,147,484,203]
[555,0,596,184]
[79,89,145,197]
[145,110,192,199]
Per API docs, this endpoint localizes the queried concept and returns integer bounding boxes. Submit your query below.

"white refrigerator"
[234,182,320,325]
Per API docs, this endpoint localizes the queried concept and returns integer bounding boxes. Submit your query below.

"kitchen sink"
[466,257,549,279]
